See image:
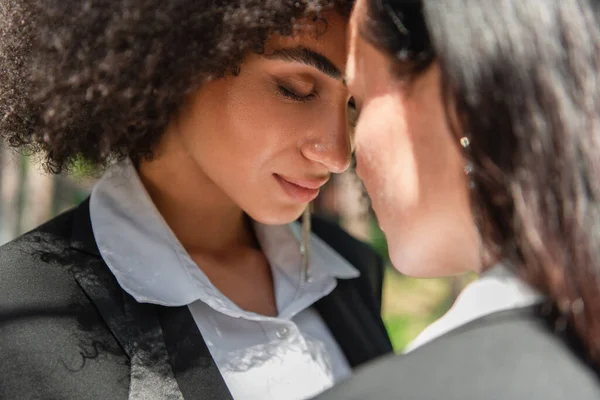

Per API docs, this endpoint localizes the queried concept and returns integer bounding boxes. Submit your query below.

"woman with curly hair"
[0,1,392,399]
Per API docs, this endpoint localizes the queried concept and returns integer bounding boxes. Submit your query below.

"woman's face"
[159,11,354,225]
[345,0,480,277]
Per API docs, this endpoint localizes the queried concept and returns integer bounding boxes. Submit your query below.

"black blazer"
[315,305,600,400]
[0,199,392,399]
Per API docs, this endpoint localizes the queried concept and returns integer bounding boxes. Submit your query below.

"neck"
[138,138,254,254]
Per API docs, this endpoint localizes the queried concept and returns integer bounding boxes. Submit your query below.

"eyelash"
[277,85,316,102]
[276,86,359,128]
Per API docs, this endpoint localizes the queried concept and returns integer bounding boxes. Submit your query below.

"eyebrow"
[264,46,343,81]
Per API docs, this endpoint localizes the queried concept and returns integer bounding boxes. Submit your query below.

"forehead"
[345,0,366,87]
[265,11,349,74]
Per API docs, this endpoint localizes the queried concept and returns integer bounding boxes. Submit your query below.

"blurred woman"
[317,0,600,398]
[0,1,392,399]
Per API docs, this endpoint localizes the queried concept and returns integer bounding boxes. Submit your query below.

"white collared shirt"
[89,159,358,400]
[405,264,544,353]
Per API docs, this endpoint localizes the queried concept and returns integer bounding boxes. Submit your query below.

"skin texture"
[138,11,353,316]
[345,0,480,277]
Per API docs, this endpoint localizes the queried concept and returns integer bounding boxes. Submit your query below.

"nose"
[301,117,352,174]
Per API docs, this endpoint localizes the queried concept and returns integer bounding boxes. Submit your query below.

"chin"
[246,204,305,225]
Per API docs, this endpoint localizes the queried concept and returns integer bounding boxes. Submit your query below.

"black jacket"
[315,305,600,400]
[0,199,392,399]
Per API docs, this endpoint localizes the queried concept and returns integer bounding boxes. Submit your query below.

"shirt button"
[276,326,290,339]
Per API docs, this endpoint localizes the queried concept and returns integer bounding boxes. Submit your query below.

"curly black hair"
[0,0,353,173]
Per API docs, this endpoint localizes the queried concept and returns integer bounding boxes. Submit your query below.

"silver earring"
[461,135,483,253]
[460,136,475,189]
[300,203,312,284]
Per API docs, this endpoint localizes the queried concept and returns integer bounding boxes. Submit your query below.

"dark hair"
[0,0,353,172]
[364,0,600,364]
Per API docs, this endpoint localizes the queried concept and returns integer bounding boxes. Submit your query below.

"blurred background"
[0,147,473,351]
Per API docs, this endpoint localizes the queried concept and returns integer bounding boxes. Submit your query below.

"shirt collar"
[89,158,359,309]
[404,263,544,353]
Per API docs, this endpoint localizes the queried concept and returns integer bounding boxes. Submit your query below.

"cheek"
[355,95,418,216]
[187,79,286,169]
[175,78,312,222]
[355,87,479,276]
[224,81,285,151]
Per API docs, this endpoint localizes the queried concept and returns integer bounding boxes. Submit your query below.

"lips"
[278,174,329,189]
[274,174,329,203]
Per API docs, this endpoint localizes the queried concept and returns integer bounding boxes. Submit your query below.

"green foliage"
[70,155,100,178]
[369,218,389,262]
[384,314,433,351]
[379,266,455,352]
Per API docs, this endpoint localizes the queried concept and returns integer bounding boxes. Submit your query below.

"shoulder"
[318,309,600,400]
[0,206,78,310]
[0,205,129,399]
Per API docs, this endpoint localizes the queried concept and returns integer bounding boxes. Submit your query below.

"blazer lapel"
[311,216,393,368]
[157,306,234,400]
[315,279,393,368]
[69,198,232,400]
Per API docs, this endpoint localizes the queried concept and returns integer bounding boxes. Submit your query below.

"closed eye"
[277,85,316,102]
